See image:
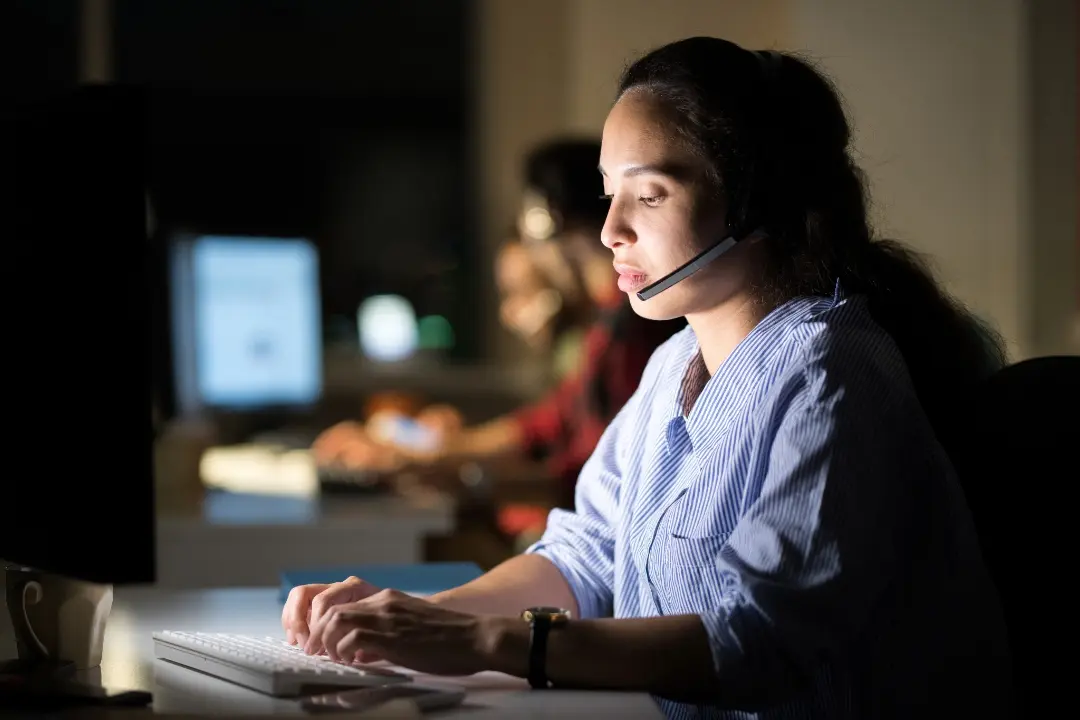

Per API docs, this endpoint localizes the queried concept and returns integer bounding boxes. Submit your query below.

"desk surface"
[155,492,457,589]
[160,490,455,529]
[93,586,663,718]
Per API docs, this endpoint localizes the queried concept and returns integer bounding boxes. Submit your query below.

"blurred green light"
[418,315,455,350]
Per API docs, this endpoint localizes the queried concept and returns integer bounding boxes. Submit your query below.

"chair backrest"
[945,355,1080,706]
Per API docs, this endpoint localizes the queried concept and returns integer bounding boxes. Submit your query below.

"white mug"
[0,564,113,669]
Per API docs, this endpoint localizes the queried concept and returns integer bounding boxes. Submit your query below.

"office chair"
[945,355,1080,713]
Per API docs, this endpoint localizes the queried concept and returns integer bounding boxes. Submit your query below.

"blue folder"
[278,562,483,602]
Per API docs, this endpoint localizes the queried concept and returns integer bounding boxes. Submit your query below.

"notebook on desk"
[278,562,483,602]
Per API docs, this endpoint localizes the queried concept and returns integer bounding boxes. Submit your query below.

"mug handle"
[19,581,49,657]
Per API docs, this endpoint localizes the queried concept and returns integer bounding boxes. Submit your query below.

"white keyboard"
[153,631,411,697]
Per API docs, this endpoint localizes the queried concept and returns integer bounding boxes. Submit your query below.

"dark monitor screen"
[1,84,155,585]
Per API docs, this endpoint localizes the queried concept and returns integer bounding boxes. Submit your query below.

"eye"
[599,194,613,202]
[639,195,664,207]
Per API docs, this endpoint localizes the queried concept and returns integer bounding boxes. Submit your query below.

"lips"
[613,262,648,294]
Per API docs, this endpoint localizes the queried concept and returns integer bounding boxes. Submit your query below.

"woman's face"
[495,242,561,346]
[495,242,545,298]
[599,90,759,321]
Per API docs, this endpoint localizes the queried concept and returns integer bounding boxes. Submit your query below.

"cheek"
[645,212,704,269]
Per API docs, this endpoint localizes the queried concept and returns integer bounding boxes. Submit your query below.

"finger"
[285,584,328,642]
[323,613,353,662]
[304,578,381,654]
[308,583,351,631]
[281,589,297,635]
[352,649,384,664]
[282,584,328,645]
[309,607,372,661]
[304,610,329,657]
[336,628,386,664]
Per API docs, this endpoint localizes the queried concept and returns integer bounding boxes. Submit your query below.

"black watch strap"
[527,614,553,689]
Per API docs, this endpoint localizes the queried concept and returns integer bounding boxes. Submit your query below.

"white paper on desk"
[200,445,318,497]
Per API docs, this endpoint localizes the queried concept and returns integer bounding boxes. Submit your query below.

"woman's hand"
[311,422,406,472]
[303,588,504,676]
[282,576,383,648]
[311,421,365,463]
[414,405,464,443]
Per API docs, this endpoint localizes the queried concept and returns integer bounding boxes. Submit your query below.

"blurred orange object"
[363,392,423,420]
[497,503,550,537]
[415,404,465,439]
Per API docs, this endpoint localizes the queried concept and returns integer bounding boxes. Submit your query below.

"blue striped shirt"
[528,285,1011,719]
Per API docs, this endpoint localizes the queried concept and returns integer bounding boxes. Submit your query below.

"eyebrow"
[597,162,696,182]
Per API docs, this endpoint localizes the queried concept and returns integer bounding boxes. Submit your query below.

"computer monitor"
[149,193,177,434]
[1,84,155,587]
[169,234,322,418]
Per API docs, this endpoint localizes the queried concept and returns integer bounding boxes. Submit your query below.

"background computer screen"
[171,235,322,415]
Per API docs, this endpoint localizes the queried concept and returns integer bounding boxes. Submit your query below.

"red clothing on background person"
[511,299,685,509]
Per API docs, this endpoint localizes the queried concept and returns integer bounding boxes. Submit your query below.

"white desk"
[89,586,663,718]
[156,491,456,589]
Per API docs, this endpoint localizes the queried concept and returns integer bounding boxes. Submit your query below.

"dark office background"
[3,0,484,360]
[3,0,1075,368]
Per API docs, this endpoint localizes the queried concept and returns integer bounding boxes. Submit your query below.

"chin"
[627,292,687,321]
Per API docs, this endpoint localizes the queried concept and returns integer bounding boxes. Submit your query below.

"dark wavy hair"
[618,37,1006,439]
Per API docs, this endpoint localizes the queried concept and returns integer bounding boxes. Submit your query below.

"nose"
[600,197,635,250]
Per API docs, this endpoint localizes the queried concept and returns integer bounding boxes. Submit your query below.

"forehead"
[600,91,699,176]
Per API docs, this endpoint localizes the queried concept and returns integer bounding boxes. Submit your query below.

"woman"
[284,38,1010,718]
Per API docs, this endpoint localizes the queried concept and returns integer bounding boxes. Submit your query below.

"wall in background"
[564,0,791,134]
[1026,0,1078,356]
[792,0,1029,356]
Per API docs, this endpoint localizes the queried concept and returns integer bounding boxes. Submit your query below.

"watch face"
[521,607,572,622]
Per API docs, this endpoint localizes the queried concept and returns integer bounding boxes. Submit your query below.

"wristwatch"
[521,606,571,689]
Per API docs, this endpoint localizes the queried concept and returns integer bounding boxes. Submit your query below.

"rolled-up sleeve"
[697,364,919,699]
[525,402,629,620]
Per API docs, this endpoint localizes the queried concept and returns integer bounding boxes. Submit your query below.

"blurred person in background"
[494,231,590,381]
[348,232,593,488]
[313,138,685,513]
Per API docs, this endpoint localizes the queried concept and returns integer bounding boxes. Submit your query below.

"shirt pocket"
[653,487,743,614]
[664,478,741,545]
[656,535,734,613]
